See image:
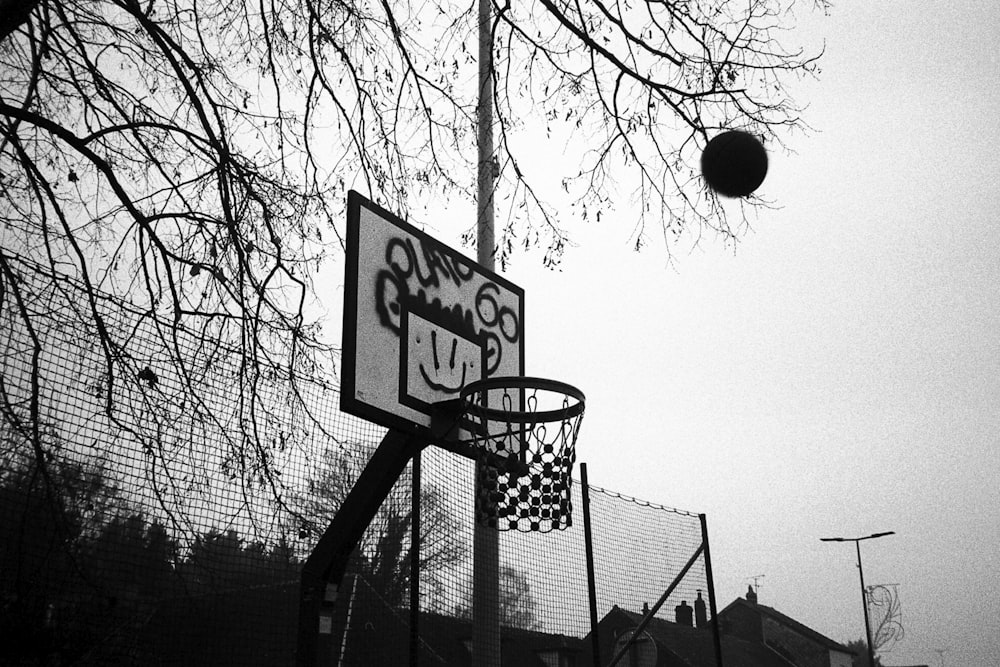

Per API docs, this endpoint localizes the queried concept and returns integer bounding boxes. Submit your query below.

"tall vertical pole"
[699,514,725,667]
[472,0,500,664]
[476,0,495,266]
[856,541,876,667]
[580,463,601,667]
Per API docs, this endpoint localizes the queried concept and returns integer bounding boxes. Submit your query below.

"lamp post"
[820,531,895,667]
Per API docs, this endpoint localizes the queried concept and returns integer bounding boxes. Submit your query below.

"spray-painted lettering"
[374,234,520,377]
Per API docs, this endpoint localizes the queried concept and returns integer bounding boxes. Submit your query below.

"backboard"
[341,191,524,440]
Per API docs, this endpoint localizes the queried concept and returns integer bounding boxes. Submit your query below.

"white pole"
[472,0,500,664]
[476,0,496,268]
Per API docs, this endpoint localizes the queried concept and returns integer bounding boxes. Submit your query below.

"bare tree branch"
[1,0,824,542]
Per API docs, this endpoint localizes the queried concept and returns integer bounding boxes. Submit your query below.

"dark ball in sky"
[700,130,769,198]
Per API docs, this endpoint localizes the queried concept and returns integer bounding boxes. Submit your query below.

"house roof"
[720,598,854,654]
[599,606,795,667]
[417,611,585,666]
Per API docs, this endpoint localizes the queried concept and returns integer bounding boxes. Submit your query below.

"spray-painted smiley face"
[404,312,484,403]
[417,329,472,392]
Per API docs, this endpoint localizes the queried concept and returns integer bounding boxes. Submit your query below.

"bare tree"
[297,445,467,607]
[1,0,825,524]
[454,564,540,630]
[485,0,827,262]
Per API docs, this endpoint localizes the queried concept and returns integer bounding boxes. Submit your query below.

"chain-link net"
[1,259,717,666]
[465,378,584,532]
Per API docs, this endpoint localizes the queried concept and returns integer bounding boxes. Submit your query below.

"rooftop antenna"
[749,574,765,595]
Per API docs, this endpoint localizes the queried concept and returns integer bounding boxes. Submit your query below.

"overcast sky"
[491,3,999,666]
[322,2,998,665]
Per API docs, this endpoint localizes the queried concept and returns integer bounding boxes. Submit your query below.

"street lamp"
[820,531,895,667]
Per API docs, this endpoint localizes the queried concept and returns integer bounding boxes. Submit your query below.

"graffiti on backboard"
[374,235,519,377]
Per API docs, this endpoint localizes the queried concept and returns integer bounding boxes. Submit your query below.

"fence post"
[699,514,725,667]
[580,463,601,667]
[410,451,421,667]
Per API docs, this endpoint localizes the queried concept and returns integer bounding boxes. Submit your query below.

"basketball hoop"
[433,376,585,532]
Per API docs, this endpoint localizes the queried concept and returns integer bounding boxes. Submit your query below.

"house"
[582,603,796,667]
[718,586,855,667]
[581,587,857,667]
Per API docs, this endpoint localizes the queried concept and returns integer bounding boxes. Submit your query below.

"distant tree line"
[0,450,299,664]
[1,436,537,664]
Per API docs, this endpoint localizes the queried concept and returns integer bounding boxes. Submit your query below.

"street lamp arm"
[819,532,895,543]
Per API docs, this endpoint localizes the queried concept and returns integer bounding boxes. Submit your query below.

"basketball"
[700,130,768,198]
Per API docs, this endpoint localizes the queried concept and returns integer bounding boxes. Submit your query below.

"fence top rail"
[578,479,702,518]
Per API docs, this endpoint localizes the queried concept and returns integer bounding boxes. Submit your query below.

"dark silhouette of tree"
[298,446,466,607]
[63,512,183,663]
[84,513,180,604]
[455,564,540,630]
[180,528,300,594]
[1,0,827,541]
[0,453,113,652]
[116,527,301,666]
[0,447,180,662]
[844,638,884,667]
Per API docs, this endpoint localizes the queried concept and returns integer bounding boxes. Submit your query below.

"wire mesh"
[1,260,715,666]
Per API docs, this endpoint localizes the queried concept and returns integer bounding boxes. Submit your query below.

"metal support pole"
[856,541,876,667]
[699,514,725,667]
[472,0,499,663]
[580,463,601,667]
[476,0,495,266]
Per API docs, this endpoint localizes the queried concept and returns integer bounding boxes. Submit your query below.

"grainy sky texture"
[495,3,1000,666]
[323,2,998,665]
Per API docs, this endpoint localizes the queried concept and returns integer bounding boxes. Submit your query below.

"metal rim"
[459,376,586,424]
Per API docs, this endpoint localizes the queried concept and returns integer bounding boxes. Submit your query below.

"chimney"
[746,584,758,605]
[675,600,693,626]
[694,590,708,628]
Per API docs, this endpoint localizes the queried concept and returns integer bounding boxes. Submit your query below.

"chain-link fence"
[1,259,718,666]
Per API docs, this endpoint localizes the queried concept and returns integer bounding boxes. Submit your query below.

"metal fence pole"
[580,463,601,667]
[410,452,421,667]
[699,514,725,667]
